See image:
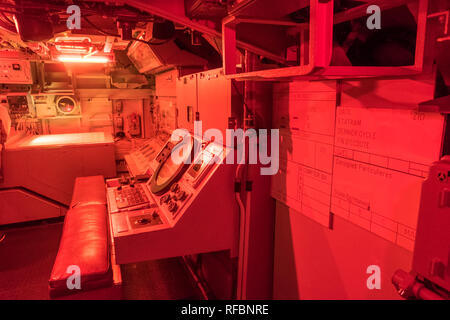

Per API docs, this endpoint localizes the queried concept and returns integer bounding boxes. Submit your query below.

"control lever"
[119,176,130,185]
[170,183,180,193]
[130,176,137,188]
[167,200,178,213]
[136,218,150,225]
[174,190,187,201]
[160,194,171,204]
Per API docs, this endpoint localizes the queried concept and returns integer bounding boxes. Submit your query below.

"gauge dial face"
[57,97,76,114]
[150,136,195,195]
[156,154,182,186]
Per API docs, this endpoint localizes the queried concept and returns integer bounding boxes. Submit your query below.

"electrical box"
[413,157,450,293]
[6,94,35,123]
[197,68,242,140]
[32,95,57,118]
[0,59,32,84]
[127,40,207,75]
[31,94,81,118]
[155,69,178,97]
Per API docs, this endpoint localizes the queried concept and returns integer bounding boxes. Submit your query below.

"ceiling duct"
[151,20,175,41]
[14,10,54,42]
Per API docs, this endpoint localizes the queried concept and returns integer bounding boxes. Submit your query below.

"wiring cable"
[0,11,16,33]
[1,12,14,25]
[232,80,251,117]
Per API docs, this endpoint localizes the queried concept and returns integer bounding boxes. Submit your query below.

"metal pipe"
[235,163,246,300]
[240,186,252,300]
[182,256,209,300]
[392,269,447,300]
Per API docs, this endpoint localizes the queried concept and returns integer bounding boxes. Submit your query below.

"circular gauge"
[149,136,195,195]
[56,96,77,114]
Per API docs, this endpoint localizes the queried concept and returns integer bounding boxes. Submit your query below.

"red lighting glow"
[57,55,111,63]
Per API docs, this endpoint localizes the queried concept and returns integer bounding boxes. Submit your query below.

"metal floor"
[0,221,202,300]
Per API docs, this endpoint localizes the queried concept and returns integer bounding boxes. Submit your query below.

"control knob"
[167,200,178,213]
[160,194,171,205]
[170,183,180,193]
[174,190,187,201]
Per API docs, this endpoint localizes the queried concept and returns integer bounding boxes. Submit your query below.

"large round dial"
[149,136,195,195]
[56,96,77,114]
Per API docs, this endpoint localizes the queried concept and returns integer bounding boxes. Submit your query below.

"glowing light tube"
[57,55,111,63]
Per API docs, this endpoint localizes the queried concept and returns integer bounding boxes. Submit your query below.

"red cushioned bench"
[49,176,122,299]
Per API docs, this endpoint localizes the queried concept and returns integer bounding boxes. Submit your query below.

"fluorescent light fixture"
[29,133,105,146]
[54,36,92,54]
[57,55,111,63]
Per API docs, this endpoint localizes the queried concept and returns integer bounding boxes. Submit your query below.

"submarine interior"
[0,0,449,301]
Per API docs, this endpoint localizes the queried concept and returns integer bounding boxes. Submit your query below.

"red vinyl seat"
[70,175,107,208]
[49,175,116,299]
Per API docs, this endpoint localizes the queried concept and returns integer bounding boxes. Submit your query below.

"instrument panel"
[5,94,81,123]
[7,95,32,118]
[108,135,228,224]
[149,135,194,195]
[0,59,32,84]
[114,183,150,210]
[124,133,169,177]
[107,134,237,264]
[185,142,223,188]
[6,94,35,125]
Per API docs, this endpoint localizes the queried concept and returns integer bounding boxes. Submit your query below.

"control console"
[107,135,238,264]
[124,133,169,177]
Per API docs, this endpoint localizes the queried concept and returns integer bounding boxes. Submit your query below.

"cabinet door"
[197,69,231,138]
[176,74,197,133]
[155,69,178,97]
